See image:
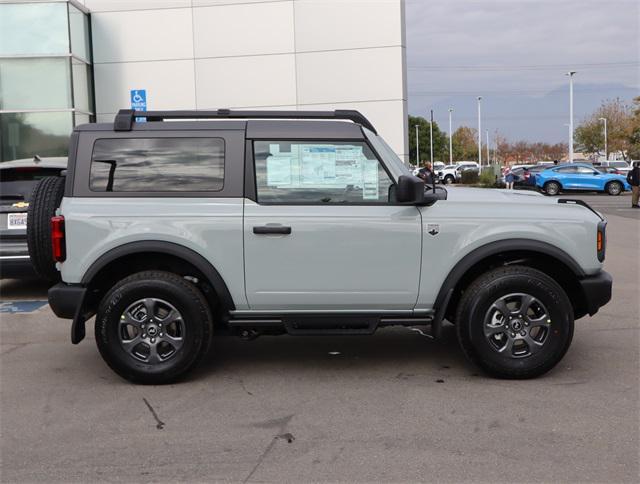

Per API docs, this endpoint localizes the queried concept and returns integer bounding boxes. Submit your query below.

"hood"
[444,187,553,205]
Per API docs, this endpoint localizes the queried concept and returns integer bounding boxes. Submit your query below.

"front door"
[243,140,422,311]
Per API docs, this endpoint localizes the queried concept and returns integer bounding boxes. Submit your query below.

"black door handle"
[253,225,292,235]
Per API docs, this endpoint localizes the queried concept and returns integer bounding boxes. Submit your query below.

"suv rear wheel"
[456,266,574,379]
[95,271,213,384]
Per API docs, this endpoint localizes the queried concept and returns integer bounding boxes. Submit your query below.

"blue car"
[535,163,631,196]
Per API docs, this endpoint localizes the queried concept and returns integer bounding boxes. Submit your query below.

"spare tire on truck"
[27,176,65,281]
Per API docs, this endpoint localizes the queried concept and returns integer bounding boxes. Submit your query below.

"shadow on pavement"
[190,324,473,380]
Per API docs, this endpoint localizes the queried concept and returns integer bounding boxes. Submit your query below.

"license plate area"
[7,212,27,230]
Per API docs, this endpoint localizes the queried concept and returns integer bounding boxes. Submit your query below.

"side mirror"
[396,175,426,204]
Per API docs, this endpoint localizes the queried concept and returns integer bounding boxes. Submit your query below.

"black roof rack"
[114,108,377,134]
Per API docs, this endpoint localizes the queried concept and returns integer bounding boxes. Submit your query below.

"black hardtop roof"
[106,109,376,134]
[76,119,367,140]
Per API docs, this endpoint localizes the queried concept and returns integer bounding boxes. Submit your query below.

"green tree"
[452,126,478,162]
[408,115,448,166]
[575,98,633,159]
[628,96,640,160]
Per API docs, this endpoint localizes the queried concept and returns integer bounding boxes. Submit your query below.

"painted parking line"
[0,300,48,313]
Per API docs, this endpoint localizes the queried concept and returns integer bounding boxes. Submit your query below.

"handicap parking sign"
[130,89,147,122]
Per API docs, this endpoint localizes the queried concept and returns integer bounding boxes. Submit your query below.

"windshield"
[363,129,411,179]
[609,161,628,168]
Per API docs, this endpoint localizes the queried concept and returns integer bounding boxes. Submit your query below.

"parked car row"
[535,163,631,196]
[500,161,633,196]
[437,161,480,184]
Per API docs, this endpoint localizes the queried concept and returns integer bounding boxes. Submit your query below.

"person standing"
[505,167,515,190]
[417,162,434,185]
[627,161,640,208]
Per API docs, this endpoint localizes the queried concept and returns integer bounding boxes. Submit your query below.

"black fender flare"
[81,240,236,311]
[69,241,236,344]
[431,239,585,333]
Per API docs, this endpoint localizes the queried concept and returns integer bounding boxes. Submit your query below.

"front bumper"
[578,270,612,316]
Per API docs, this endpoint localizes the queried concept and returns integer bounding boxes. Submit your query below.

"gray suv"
[31,109,612,384]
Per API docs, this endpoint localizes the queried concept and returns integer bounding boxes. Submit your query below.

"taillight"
[50,215,66,262]
[597,221,606,262]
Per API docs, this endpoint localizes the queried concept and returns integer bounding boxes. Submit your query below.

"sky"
[405,0,640,143]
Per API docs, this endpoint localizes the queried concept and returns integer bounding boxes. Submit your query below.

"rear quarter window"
[89,138,224,192]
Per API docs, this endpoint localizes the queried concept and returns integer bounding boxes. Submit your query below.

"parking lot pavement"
[1,196,638,483]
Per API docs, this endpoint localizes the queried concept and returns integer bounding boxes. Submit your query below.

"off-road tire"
[456,265,574,379]
[95,271,213,384]
[26,176,65,281]
[444,175,455,185]
[543,181,561,196]
[605,181,622,196]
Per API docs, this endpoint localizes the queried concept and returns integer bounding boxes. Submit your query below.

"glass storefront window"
[1,112,73,161]
[74,113,90,127]
[69,4,91,62]
[1,2,94,163]
[72,60,93,113]
[0,58,72,111]
[0,3,69,56]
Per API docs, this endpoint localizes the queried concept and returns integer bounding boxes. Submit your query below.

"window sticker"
[300,146,336,185]
[266,157,292,186]
[362,159,380,200]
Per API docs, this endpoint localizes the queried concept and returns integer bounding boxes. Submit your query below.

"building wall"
[0,0,94,162]
[81,0,408,160]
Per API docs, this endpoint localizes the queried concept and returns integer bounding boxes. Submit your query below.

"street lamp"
[448,108,453,165]
[429,110,434,166]
[566,71,576,162]
[415,124,420,166]
[599,117,607,160]
[477,96,482,168]
[486,129,490,165]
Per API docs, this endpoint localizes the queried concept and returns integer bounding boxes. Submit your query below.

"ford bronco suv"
[29,109,612,384]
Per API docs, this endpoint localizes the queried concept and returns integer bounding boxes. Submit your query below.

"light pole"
[567,71,576,162]
[448,108,453,165]
[599,117,607,160]
[415,124,420,166]
[477,96,482,169]
[429,110,434,166]
[486,129,490,165]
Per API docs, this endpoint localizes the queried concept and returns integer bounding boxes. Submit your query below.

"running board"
[227,314,434,336]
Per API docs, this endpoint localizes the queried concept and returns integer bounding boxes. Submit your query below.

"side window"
[254,141,393,204]
[89,138,224,192]
[556,166,577,174]
[576,166,596,174]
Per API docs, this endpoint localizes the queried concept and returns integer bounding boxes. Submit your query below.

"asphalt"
[1,193,638,483]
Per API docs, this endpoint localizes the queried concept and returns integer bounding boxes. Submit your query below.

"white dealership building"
[1,0,409,162]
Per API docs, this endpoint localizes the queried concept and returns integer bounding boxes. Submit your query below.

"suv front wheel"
[456,266,574,379]
[95,271,213,384]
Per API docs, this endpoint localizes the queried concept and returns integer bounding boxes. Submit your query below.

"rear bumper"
[578,270,612,316]
[48,282,87,319]
[0,255,36,279]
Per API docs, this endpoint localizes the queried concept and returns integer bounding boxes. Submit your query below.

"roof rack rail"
[113,108,377,134]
